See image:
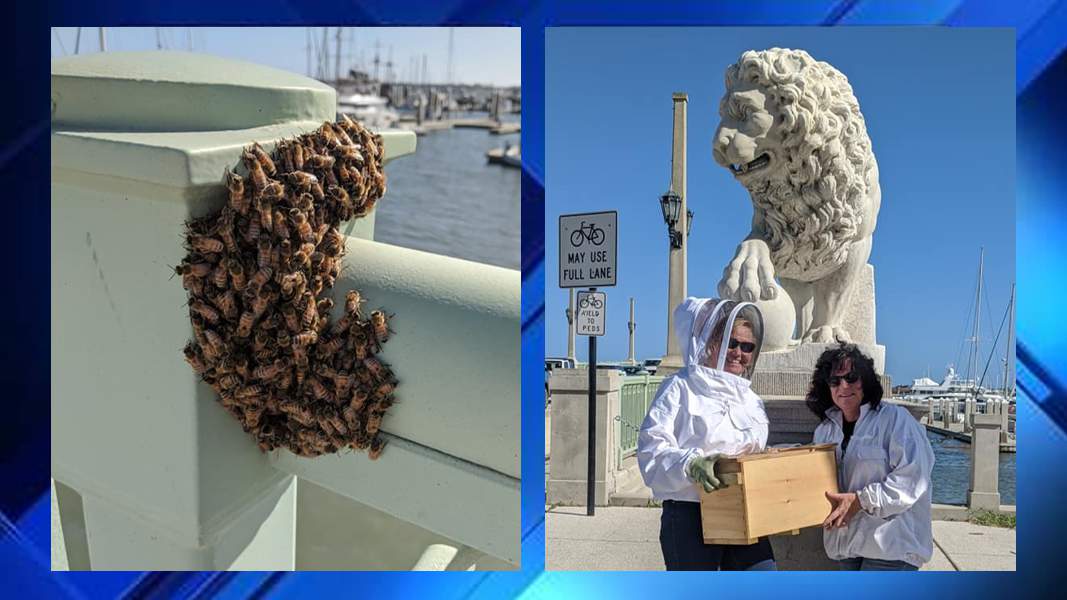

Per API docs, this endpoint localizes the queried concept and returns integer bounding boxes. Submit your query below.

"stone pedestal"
[548,369,623,506]
[968,413,1002,510]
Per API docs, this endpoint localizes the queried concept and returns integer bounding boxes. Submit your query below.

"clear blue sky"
[51,27,520,87]
[546,27,1015,386]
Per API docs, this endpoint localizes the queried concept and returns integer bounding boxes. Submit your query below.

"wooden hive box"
[699,443,839,545]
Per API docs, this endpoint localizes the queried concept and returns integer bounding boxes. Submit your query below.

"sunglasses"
[829,371,860,387]
[727,338,756,353]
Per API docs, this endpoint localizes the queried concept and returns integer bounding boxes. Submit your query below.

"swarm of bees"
[178,115,395,459]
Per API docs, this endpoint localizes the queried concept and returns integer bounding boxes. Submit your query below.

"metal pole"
[98,28,106,52]
[627,297,636,365]
[567,289,576,362]
[587,288,597,517]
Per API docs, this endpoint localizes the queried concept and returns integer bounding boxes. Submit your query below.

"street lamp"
[659,188,682,249]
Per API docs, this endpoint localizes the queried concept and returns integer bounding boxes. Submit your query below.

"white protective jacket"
[637,297,769,503]
[814,402,935,567]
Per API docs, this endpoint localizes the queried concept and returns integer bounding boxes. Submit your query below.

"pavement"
[545,505,1015,571]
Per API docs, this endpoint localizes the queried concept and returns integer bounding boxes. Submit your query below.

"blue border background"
[6,1,1065,597]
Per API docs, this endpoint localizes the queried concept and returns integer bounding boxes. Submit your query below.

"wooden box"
[699,444,839,545]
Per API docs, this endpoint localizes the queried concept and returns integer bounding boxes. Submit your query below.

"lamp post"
[659,92,688,376]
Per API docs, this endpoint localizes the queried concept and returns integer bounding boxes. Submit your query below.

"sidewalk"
[545,505,1015,571]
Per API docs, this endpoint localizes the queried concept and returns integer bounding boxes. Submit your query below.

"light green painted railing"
[615,374,664,464]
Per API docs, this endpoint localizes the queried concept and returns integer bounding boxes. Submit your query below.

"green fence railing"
[615,374,665,465]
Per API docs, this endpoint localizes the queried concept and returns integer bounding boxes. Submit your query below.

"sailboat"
[899,248,1015,418]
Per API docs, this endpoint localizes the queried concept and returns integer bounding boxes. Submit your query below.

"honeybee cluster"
[179,115,395,459]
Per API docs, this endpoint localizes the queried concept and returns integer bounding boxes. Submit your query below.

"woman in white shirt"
[637,297,773,571]
[808,343,935,570]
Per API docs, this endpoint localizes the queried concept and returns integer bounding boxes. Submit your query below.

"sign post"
[559,212,617,516]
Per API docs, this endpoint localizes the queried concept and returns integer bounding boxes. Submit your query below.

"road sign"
[559,211,617,288]
[576,291,606,336]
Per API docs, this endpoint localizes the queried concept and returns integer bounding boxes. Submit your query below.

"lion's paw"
[803,326,852,344]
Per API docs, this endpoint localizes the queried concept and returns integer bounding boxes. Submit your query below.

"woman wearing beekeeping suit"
[637,297,774,571]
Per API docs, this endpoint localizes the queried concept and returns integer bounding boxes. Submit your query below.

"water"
[374,117,520,270]
[928,431,1016,505]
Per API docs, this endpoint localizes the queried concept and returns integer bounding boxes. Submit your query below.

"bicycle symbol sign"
[576,291,606,336]
[559,211,617,288]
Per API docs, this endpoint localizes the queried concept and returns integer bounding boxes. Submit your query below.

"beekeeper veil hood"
[673,297,764,380]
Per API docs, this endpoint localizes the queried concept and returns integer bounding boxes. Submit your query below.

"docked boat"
[486,142,520,168]
[337,92,399,130]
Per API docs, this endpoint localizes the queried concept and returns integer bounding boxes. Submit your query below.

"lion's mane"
[725,48,876,281]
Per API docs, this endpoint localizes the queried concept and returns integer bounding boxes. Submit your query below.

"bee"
[273,330,291,349]
[350,388,369,412]
[249,266,273,290]
[316,335,344,358]
[309,275,324,297]
[318,414,337,437]
[183,261,213,278]
[183,344,208,374]
[211,263,228,289]
[227,258,247,291]
[289,209,314,242]
[305,153,335,170]
[260,181,285,201]
[250,142,277,176]
[282,304,301,332]
[352,330,370,361]
[294,330,318,347]
[328,413,348,436]
[217,210,238,254]
[369,310,391,346]
[368,436,387,461]
[365,411,383,436]
[338,145,364,164]
[253,359,286,382]
[374,380,397,399]
[235,356,251,379]
[251,288,272,318]
[224,168,249,214]
[203,327,225,354]
[245,404,265,428]
[290,141,305,171]
[342,405,359,429]
[308,376,329,401]
[310,182,325,202]
[363,356,390,382]
[218,373,242,390]
[301,293,317,329]
[280,272,305,300]
[189,236,224,254]
[257,239,273,269]
[215,289,239,319]
[243,149,269,191]
[286,171,318,190]
[333,373,354,396]
[237,311,256,338]
[344,290,364,318]
[190,300,221,324]
[254,199,274,233]
[272,210,290,240]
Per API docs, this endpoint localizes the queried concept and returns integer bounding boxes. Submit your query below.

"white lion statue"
[713,48,880,344]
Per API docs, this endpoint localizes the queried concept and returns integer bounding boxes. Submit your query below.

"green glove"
[687,454,726,492]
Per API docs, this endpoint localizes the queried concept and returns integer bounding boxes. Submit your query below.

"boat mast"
[970,247,984,398]
[1003,282,1015,397]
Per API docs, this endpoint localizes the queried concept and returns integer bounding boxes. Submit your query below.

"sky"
[546,27,1016,386]
[50,27,520,87]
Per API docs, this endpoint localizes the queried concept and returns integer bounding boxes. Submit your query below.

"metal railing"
[615,374,664,464]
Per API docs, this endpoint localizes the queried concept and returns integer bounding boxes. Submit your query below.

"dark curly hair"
[805,343,883,421]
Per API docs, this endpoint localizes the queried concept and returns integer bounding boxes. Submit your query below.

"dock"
[398,117,520,136]
[923,418,1016,452]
